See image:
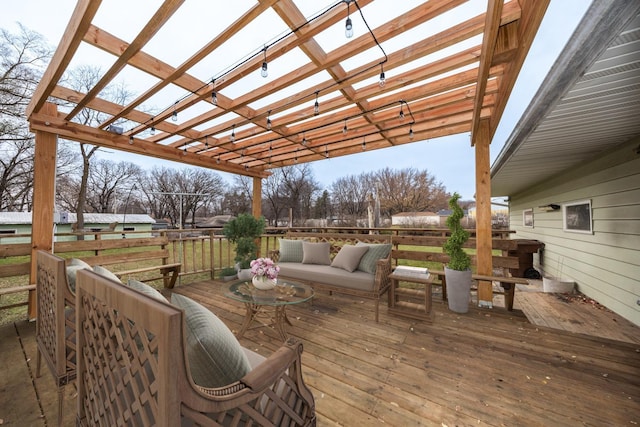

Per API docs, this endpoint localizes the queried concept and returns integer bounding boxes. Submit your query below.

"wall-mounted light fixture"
[538,204,560,212]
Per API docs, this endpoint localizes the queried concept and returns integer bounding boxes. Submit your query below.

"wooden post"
[475,119,493,308]
[252,176,262,257]
[252,176,262,218]
[28,102,59,319]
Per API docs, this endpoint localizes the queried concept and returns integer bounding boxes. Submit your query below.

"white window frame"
[563,199,593,234]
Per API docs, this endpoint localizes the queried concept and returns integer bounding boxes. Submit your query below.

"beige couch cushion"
[302,241,331,265]
[331,245,369,272]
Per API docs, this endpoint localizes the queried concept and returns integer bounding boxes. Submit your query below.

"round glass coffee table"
[225,279,314,340]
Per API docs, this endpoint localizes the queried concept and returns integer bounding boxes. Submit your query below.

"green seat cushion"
[355,242,392,274]
[171,293,251,388]
[331,245,369,272]
[66,258,92,293]
[127,279,167,303]
[278,239,304,262]
[93,265,122,283]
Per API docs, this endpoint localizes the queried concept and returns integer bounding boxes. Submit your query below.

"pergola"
[25,0,550,315]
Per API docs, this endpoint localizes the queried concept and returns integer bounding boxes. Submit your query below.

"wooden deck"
[1,280,639,426]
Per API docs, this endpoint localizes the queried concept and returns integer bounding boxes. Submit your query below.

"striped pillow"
[278,238,304,262]
[355,242,392,274]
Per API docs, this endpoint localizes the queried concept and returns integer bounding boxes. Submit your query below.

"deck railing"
[0,226,516,322]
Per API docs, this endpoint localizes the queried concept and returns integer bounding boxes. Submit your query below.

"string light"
[399,103,405,120]
[204,136,209,149]
[343,119,348,135]
[260,48,268,78]
[409,125,414,140]
[345,1,353,38]
[379,64,385,88]
[362,137,366,151]
[266,110,272,130]
[216,155,220,164]
[129,136,134,145]
[230,124,236,142]
[314,92,319,116]
[325,145,329,158]
[150,125,155,135]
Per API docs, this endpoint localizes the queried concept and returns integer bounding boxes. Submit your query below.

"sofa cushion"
[331,245,369,272]
[302,241,331,265]
[127,279,167,303]
[355,242,392,274]
[93,265,122,283]
[278,263,376,292]
[66,258,92,292]
[171,293,251,388]
[278,238,304,263]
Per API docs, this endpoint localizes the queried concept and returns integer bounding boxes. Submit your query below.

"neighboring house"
[491,2,640,326]
[392,212,440,227]
[0,212,156,243]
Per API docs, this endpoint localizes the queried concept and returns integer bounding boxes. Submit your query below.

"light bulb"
[261,61,268,78]
[150,126,155,135]
[314,100,319,116]
[379,71,385,88]
[172,111,178,122]
[345,17,353,38]
[129,136,134,145]
[409,126,414,140]
[212,91,217,105]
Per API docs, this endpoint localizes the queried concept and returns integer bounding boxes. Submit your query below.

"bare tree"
[375,167,449,217]
[85,159,143,213]
[0,25,51,211]
[329,174,371,224]
[141,167,225,227]
[58,65,135,228]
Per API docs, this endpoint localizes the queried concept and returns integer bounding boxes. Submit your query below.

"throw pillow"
[171,293,251,388]
[355,242,392,274]
[331,245,369,272]
[278,238,304,262]
[93,265,122,283]
[127,279,167,303]
[65,258,92,293]
[302,241,331,265]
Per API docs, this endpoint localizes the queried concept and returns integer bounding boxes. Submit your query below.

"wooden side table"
[388,271,434,321]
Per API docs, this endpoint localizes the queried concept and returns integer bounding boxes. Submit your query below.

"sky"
[1,0,592,201]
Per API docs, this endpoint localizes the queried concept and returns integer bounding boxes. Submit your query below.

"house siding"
[506,137,640,326]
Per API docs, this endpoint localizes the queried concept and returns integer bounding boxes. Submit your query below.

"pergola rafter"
[26,0,551,313]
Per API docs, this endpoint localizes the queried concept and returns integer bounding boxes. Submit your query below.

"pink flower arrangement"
[250,257,280,280]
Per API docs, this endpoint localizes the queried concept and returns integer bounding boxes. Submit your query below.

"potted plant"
[218,267,238,281]
[442,192,472,313]
[223,213,266,280]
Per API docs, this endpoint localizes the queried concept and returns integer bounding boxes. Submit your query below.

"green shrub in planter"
[442,192,472,313]
[222,214,266,269]
[443,192,471,271]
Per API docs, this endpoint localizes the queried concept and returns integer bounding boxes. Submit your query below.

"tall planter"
[443,192,472,313]
[445,267,472,313]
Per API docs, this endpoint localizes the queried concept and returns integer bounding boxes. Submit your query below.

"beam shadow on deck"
[1,279,639,426]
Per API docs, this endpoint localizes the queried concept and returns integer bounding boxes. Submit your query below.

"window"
[523,209,534,227]
[563,200,592,234]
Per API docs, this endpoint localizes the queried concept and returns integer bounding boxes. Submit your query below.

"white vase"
[252,276,277,290]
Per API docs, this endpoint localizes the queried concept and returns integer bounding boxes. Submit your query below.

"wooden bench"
[390,235,542,311]
[53,234,181,288]
[428,269,532,311]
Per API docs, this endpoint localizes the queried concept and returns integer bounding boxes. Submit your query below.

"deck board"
[2,279,639,426]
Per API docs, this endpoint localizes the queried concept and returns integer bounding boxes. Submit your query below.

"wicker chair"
[35,250,77,427]
[75,269,316,426]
